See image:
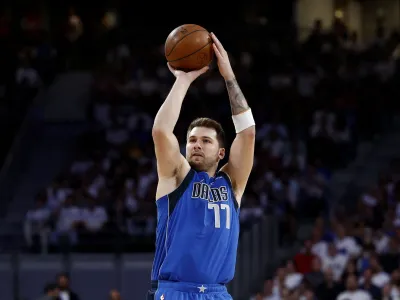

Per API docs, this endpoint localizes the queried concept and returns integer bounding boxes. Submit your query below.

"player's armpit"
[220,126,255,204]
[152,129,188,178]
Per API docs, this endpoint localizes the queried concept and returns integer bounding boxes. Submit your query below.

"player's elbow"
[152,126,168,139]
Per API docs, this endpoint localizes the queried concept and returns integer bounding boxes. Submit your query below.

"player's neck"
[191,164,218,178]
[205,166,218,178]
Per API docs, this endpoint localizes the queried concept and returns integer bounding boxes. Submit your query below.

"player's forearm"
[225,78,249,115]
[153,77,191,133]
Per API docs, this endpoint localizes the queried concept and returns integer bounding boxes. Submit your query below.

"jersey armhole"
[167,168,196,215]
[218,171,239,211]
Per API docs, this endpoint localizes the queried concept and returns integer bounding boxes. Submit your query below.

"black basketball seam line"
[166,29,207,57]
[167,41,212,63]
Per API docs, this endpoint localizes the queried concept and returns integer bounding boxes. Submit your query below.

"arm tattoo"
[225,79,249,115]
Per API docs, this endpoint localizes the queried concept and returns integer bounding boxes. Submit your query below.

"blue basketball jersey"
[151,168,240,284]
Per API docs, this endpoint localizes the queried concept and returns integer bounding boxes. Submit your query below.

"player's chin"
[188,160,206,171]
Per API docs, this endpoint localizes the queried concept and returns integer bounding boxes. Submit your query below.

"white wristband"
[232,109,255,133]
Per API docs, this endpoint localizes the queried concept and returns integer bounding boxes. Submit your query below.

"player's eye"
[203,139,211,143]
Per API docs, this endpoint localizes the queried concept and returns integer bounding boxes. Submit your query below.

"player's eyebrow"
[189,135,213,139]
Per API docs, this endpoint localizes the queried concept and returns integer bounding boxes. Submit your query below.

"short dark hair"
[44,283,58,293]
[187,118,225,148]
[56,272,69,279]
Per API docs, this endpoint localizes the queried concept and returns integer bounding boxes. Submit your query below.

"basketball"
[165,24,214,71]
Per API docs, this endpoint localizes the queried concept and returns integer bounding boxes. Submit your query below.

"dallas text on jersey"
[191,180,228,203]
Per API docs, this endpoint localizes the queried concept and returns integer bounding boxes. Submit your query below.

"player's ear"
[218,148,225,160]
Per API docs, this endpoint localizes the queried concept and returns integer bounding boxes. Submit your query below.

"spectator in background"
[310,223,328,258]
[15,56,41,89]
[284,260,303,292]
[308,109,337,168]
[240,191,264,230]
[56,272,80,300]
[109,289,121,300]
[322,242,348,281]
[294,240,316,274]
[107,194,133,236]
[389,269,400,298]
[337,274,371,300]
[250,280,278,300]
[382,283,395,300]
[13,52,42,118]
[373,229,390,255]
[304,256,324,289]
[46,178,73,211]
[299,164,327,218]
[315,268,342,300]
[282,136,307,172]
[359,268,381,299]
[50,195,81,251]
[272,266,287,298]
[360,254,390,289]
[341,259,359,283]
[78,196,108,237]
[37,283,59,300]
[380,236,400,274]
[32,31,58,85]
[335,223,361,257]
[24,192,51,253]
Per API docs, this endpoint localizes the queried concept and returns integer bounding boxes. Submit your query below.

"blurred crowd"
[0,17,50,167]
[24,15,400,256]
[36,272,122,300]
[0,8,90,168]
[251,163,400,300]
[37,273,80,300]
[249,20,400,300]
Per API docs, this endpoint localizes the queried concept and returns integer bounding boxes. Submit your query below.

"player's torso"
[151,169,240,284]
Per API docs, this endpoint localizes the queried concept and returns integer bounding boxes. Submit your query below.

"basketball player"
[147,33,255,300]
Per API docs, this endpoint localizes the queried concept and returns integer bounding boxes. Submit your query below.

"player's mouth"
[192,153,204,157]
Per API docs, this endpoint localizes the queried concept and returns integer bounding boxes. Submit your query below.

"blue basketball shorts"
[146,280,233,300]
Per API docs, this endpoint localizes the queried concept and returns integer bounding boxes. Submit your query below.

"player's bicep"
[221,126,255,200]
[152,130,186,178]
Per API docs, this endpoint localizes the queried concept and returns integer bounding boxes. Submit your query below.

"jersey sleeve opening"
[168,168,196,215]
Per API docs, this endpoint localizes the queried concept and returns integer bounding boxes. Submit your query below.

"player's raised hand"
[167,63,209,83]
[211,32,235,81]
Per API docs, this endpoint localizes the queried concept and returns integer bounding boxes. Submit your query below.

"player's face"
[186,127,225,172]
[346,275,357,290]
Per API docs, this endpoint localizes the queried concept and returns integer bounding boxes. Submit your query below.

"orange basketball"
[165,24,214,71]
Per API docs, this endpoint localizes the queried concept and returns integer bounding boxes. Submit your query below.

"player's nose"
[193,141,202,149]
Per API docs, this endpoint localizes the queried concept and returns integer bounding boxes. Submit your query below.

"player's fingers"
[210,32,221,46]
[167,63,175,73]
[212,44,224,60]
[196,66,209,75]
[211,33,225,53]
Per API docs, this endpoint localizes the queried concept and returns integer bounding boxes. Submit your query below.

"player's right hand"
[167,63,209,83]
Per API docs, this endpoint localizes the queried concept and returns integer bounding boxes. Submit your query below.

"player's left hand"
[211,32,235,81]
[167,63,209,84]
